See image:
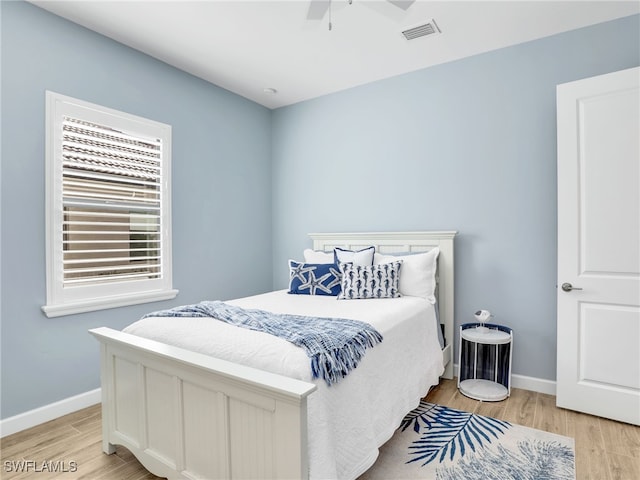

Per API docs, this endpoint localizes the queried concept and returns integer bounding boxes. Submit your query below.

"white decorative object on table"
[473,309,492,333]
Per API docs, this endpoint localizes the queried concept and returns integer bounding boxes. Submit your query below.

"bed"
[89,231,456,480]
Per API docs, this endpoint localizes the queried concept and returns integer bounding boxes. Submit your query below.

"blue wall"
[271,15,640,382]
[1,1,273,419]
[1,0,638,421]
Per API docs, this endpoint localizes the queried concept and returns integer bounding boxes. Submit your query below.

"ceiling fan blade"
[387,0,416,10]
[307,0,331,20]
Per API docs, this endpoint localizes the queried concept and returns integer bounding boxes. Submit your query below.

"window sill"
[42,289,179,318]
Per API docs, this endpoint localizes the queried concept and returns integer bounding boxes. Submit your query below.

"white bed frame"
[89,231,456,480]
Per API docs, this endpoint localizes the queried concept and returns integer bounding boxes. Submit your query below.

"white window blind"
[62,116,163,285]
[44,92,178,317]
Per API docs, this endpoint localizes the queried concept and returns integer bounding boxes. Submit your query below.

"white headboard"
[308,231,457,379]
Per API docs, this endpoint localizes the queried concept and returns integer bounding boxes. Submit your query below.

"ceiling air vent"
[402,19,441,41]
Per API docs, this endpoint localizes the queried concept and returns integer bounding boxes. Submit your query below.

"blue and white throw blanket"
[142,301,383,386]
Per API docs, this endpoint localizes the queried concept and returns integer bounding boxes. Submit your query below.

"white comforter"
[124,290,444,480]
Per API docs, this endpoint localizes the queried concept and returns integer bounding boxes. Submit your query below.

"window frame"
[43,91,177,317]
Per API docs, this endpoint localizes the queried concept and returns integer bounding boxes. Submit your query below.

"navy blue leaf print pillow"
[288,260,342,296]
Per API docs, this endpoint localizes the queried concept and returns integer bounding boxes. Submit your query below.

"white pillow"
[334,246,375,266]
[303,249,334,264]
[374,248,439,301]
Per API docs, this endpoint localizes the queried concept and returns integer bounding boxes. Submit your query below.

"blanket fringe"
[310,329,383,386]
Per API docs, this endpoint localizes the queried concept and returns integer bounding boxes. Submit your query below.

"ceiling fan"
[307,0,416,29]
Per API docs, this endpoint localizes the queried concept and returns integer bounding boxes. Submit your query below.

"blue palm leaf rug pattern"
[359,401,575,480]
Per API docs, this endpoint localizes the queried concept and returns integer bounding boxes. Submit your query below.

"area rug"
[359,401,575,480]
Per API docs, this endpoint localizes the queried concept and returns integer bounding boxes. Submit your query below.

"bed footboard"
[89,327,316,480]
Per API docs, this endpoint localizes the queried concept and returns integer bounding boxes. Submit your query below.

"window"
[43,92,177,317]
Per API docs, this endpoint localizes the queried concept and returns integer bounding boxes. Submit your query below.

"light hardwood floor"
[426,379,640,480]
[2,378,638,479]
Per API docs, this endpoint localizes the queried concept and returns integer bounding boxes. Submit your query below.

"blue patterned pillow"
[338,261,403,300]
[288,260,342,296]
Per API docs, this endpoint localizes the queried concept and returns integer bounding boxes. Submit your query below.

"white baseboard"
[453,364,556,396]
[510,373,556,395]
[0,388,101,438]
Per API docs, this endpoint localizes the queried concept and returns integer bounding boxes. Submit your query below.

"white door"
[556,67,640,426]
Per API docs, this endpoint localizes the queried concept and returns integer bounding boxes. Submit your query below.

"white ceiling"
[30,0,640,109]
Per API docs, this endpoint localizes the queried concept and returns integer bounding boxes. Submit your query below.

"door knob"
[561,282,582,292]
